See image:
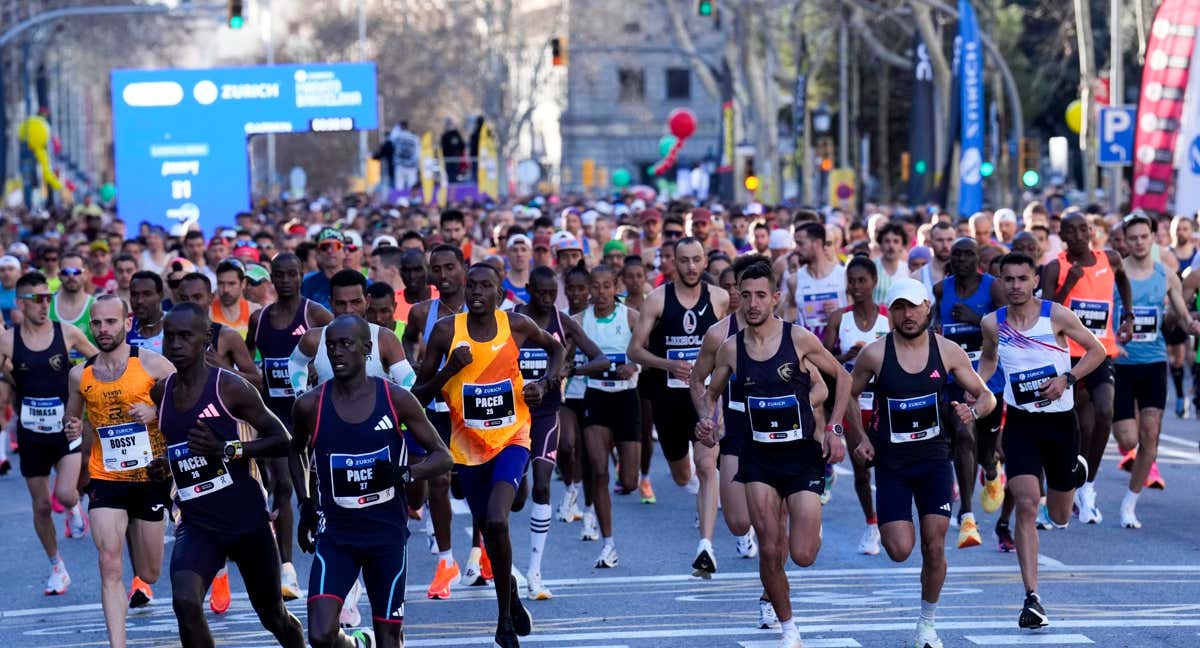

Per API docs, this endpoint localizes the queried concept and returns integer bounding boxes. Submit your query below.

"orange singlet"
[82,346,164,482]
[1055,250,1118,358]
[211,299,252,339]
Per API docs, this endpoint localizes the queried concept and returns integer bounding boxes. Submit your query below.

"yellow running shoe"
[980,466,1005,513]
[957,516,983,549]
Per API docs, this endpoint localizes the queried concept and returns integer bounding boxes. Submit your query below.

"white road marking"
[740,639,861,648]
[965,634,1094,645]
[1036,553,1066,568]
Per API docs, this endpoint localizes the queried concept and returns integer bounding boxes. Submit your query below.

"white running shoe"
[858,524,881,555]
[580,511,599,541]
[758,598,778,628]
[915,618,943,648]
[527,570,552,600]
[1036,502,1054,530]
[557,489,581,523]
[780,630,804,648]
[736,529,759,559]
[339,579,363,628]
[461,547,487,586]
[685,471,700,495]
[1077,487,1103,525]
[280,562,301,601]
[1120,502,1142,529]
[44,562,70,596]
[595,544,619,568]
[65,506,88,539]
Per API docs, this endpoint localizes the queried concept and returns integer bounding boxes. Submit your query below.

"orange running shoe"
[209,570,231,614]
[480,544,494,581]
[426,558,459,600]
[1118,448,1137,472]
[1146,462,1166,490]
[129,577,153,609]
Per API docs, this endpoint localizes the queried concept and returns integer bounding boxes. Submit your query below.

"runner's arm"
[977,314,1000,384]
[559,315,608,377]
[822,309,842,354]
[289,392,317,501]
[1110,250,1135,334]
[387,384,452,481]
[221,328,263,390]
[696,337,735,428]
[690,322,727,414]
[307,301,334,327]
[1052,302,1106,382]
[219,372,290,458]
[411,319,461,406]
[401,302,427,361]
[1166,272,1200,333]
[377,329,415,387]
[849,338,883,398]
[64,323,99,360]
[794,326,853,434]
[626,287,671,371]
[244,307,262,357]
[939,336,997,418]
[288,328,319,396]
[512,312,566,387]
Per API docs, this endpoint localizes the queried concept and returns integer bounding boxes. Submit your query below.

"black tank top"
[12,323,71,440]
[159,368,268,534]
[312,377,408,544]
[254,299,312,420]
[734,321,817,455]
[514,305,563,411]
[871,333,950,468]
[649,282,719,391]
[722,316,748,423]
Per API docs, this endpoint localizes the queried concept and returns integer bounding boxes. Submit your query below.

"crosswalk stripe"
[740,640,861,648]
[965,634,1093,645]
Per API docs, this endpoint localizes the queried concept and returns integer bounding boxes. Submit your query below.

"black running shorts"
[1002,408,1081,492]
[874,458,954,525]
[651,390,699,463]
[735,440,825,498]
[309,536,408,625]
[16,433,79,479]
[171,522,282,598]
[87,479,172,522]
[1113,362,1168,421]
[583,388,642,443]
[1071,356,1115,393]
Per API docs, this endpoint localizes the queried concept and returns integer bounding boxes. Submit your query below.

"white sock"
[567,482,579,496]
[1123,489,1140,509]
[585,504,595,516]
[1079,481,1094,498]
[49,554,62,567]
[437,549,453,564]
[0,429,8,462]
[603,536,614,549]
[781,618,798,636]
[960,512,975,524]
[697,537,712,553]
[920,599,937,622]
[529,503,552,575]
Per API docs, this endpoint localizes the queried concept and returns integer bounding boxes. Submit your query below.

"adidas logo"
[292,325,307,336]
[198,403,220,419]
[940,502,952,512]
[929,370,941,378]
[374,416,395,431]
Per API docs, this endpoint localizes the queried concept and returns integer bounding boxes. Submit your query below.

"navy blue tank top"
[648,282,719,391]
[160,368,268,534]
[722,316,749,430]
[12,323,71,441]
[734,321,817,454]
[312,377,408,544]
[939,274,1004,392]
[254,299,312,422]
[514,305,563,411]
[871,333,950,469]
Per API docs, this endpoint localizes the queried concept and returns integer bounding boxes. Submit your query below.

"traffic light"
[550,37,565,66]
[697,0,714,16]
[981,161,995,177]
[900,152,911,182]
[1022,170,1040,187]
[1019,138,1041,187]
[227,0,244,29]
[820,158,834,172]
[744,155,758,193]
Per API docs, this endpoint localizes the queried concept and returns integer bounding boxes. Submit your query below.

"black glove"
[146,457,172,483]
[297,499,319,554]
[373,459,412,488]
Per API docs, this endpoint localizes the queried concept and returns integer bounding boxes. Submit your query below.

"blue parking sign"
[1098,105,1136,166]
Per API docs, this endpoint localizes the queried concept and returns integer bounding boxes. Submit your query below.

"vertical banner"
[957,0,985,215]
[477,120,499,200]
[718,58,735,201]
[1174,33,1200,216]
[909,42,937,204]
[419,131,436,205]
[1132,0,1200,213]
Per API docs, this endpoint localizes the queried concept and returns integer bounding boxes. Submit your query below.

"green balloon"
[98,183,116,202]
[612,168,632,187]
[658,135,678,157]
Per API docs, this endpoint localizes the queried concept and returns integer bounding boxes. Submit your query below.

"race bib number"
[801,292,839,331]
[329,447,394,509]
[1069,298,1111,338]
[263,357,293,399]
[886,393,941,444]
[592,353,633,391]
[666,347,700,389]
[942,322,983,362]
[168,442,232,501]
[747,394,806,443]
[1010,365,1057,409]
[1131,306,1159,343]
[564,352,588,400]
[727,376,745,411]
[518,348,549,381]
[858,390,875,412]
[20,396,64,434]
[98,422,154,472]
[463,380,516,429]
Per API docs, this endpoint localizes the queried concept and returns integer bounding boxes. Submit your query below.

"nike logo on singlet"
[697,304,709,316]
[491,343,505,352]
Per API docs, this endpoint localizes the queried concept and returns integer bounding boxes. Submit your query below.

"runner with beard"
[173,273,263,390]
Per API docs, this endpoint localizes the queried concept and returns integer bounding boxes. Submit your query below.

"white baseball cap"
[768,229,792,251]
[994,208,1017,224]
[372,235,398,249]
[886,277,930,308]
[745,202,764,216]
[0,255,21,269]
[506,234,532,249]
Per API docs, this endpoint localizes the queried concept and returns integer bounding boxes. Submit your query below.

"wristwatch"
[223,440,244,461]
[969,406,980,420]
[1063,372,1078,388]
[826,423,845,437]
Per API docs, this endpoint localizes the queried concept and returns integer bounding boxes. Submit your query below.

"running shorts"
[1002,408,1083,492]
[874,458,955,525]
[171,522,281,592]
[529,407,561,465]
[1071,356,1115,393]
[720,405,749,458]
[309,535,408,625]
[1114,361,1168,421]
[16,432,79,479]
[455,445,531,520]
[582,388,641,443]
[735,440,825,498]
[87,479,172,522]
[650,390,699,463]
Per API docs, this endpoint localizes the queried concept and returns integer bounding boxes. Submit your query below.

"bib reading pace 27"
[111,63,378,233]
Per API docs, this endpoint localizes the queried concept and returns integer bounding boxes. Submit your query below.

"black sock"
[1171,365,1185,395]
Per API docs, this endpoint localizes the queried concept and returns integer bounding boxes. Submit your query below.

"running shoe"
[685,471,700,495]
[580,511,599,541]
[639,476,656,504]
[956,516,982,549]
[1076,487,1102,525]
[526,570,552,601]
[1176,395,1186,419]
[51,482,65,514]
[209,569,231,614]
[595,544,619,568]
[692,540,717,579]
[556,489,581,522]
[494,618,520,648]
[480,545,494,581]
[1146,462,1166,490]
[509,579,533,636]
[1018,591,1049,629]
[340,579,363,628]
[1035,503,1054,530]
[780,630,804,648]
[758,597,778,628]
[915,618,943,648]
[427,557,460,599]
[65,506,88,539]
[980,464,1005,513]
[281,562,301,601]
[44,562,70,596]
[349,628,374,647]
[858,524,881,556]
[461,548,488,587]
[995,521,1016,552]
[1118,447,1137,472]
[0,459,10,476]
[1120,501,1142,529]
[736,529,758,559]
[128,577,153,609]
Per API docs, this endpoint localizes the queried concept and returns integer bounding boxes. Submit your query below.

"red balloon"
[669,109,697,140]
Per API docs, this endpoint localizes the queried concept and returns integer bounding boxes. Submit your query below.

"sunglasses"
[663,230,685,238]
[59,267,84,276]
[168,278,182,290]
[319,241,344,252]
[18,293,52,303]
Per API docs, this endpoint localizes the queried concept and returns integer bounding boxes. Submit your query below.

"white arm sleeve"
[388,359,416,390]
[289,346,314,396]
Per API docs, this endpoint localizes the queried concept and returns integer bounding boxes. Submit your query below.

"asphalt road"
[1,417,1197,648]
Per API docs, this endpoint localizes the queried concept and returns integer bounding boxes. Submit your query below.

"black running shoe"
[1019,592,1049,629]
[494,618,520,648]
[691,547,717,579]
[995,522,1016,553]
[509,579,532,636]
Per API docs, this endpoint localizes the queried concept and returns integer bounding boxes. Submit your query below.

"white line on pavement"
[740,640,861,648]
[1036,554,1066,568]
[965,634,1094,645]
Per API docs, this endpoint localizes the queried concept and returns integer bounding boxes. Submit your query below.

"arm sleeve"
[289,346,314,397]
[388,359,416,390]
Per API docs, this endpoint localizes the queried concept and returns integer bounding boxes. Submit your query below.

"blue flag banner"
[957,0,984,215]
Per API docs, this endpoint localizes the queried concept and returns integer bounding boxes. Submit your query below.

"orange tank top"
[82,347,165,482]
[212,299,251,339]
[441,310,530,465]
[1055,250,1117,357]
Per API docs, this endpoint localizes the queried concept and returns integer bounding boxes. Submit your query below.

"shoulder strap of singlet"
[311,383,328,448]
[130,345,141,359]
[423,299,441,343]
[253,303,270,349]
[302,299,313,329]
[1040,299,1052,317]
[156,372,175,423]
[380,377,401,437]
[997,306,1008,324]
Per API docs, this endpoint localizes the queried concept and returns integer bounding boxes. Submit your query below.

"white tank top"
[793,264,847,336]
[837,305,890,367]
[581,304,638,392]
[313,322,386,384]
[997,300,1074,413]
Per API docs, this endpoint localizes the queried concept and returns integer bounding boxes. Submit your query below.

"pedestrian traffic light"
[550,37,565,66]
[697,0,714,16]
[820,158,834,172]
[914,159,927,175]
[1019,138,1041,188]
[1022,169,1040,187]
[980,161,995,177]
[227,0,244,29]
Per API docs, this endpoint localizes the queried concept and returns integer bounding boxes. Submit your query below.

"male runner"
[65,294,176,648]
[245,252,334,604]
[915,221,955,296]
[852,277,996,648]
[979,252,1102,628]
[366,282,402,335]
[174,272,264,389]
[414,263,564,648]
[1111,215,1198,527]
[293,315,453,648]
[155,304,305,648]
[695,261,852,648]
[127,271,167,353]
[212,259,255,338]
[788,222,846,340]
[931,238,1007,548]
[0,271,97,594]
[1040,212,1133,523]
[50,252,97,361]
[628,236,730,577]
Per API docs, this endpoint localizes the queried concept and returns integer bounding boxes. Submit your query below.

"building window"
[618,68,645,103]
[666,67,691,100]
[622,22,640,34]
